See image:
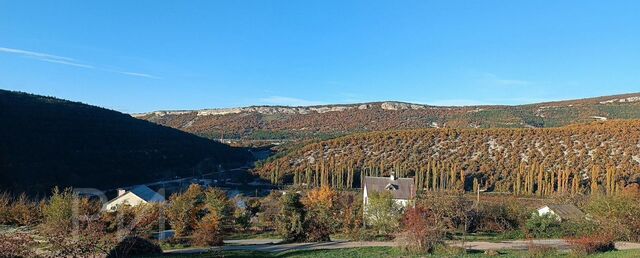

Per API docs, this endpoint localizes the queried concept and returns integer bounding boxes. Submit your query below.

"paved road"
[165,239,394,254]
[165,239,640,254]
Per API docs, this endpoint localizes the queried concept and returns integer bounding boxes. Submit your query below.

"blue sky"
[1,1,639,113]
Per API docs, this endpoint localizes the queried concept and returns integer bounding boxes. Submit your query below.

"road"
[164,239,640,254]
[165,239,394,254]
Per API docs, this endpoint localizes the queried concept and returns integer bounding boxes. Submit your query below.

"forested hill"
[256,120,640,193]
[0,90,250,195]
[135,93,640,140]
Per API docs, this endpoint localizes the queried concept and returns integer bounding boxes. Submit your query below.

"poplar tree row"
[269,158,625,197]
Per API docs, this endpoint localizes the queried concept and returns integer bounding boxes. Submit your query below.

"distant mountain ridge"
[136,93,640,140]
[0,90,250,195]
[133,101,444,117]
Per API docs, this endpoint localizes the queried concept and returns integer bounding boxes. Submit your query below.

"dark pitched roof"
[364,176,416,200]
[129,185,165,202]
[543,204,585,220]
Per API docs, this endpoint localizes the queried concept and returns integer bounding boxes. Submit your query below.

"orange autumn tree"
[302,186,337,241]
[303,186,336,209]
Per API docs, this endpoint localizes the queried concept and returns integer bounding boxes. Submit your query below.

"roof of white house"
[539,204,585,220]
[364,175,415,200]
[107,185,165,205]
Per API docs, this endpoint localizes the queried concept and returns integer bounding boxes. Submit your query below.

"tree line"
[259,120,640,196]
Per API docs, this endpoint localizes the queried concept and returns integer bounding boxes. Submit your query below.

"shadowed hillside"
[0,90,250,195]
[136,93,640,140]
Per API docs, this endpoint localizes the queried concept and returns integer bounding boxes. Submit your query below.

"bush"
[0,193,11,225]
[476,200,528,233]
[365,191,402,236]
[558,219,599,238]
[303,187,337,242]
[40,187,101,235]
[417,193,477,237]
[166,185,235,246]
[107,236,163,257]
[586,194,640,241]
[9,194,41,226]
[276,192,305,242]
[567,235,616,255]
[166,184,204,237]
[335,191,363,239]
[395,207,445,254]
[203,188,234,230]
[255,192,280,231]
[524,213,562,238]
[0,233,37,257]
[0,193,41,226]
[192,213,223,246]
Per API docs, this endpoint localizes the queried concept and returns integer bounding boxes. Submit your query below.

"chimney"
[117,189,127,197]
[390,171,396,181]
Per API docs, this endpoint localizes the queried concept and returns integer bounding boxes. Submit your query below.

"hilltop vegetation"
[0,90,250,195]
[137,93,640,140]
[257,120,640,194]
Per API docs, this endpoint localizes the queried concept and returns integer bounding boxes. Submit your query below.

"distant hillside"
[0,90,250,195]
[256,120,640,192]
[136,93,640,140]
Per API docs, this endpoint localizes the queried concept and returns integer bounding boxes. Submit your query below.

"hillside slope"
[136,93,640,140]
[0,90,250,194]
[257,120,640,192]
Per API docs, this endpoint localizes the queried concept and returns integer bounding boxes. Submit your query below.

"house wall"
[537,206,562,221]
[363,185,411,210]
[105,192,147,211]
[393,199,410,207]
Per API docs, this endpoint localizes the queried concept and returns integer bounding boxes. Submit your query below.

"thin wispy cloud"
[259,96,324,106]
[0,47,76,61]
[0,46,158,79]
[37,58,95,69]
[108,70,161,79]
[0,47,94,68]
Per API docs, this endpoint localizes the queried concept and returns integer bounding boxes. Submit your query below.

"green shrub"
[365,191,401,236]
[524,213,562,238]
[586,194,640,241]
[276,192,306,242]
[203,188,234,232]
[559,219,600,238]
[40,187,75,235]
[166,184,204,237]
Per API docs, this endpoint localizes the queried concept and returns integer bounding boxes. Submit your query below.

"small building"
[363,173,416,208]
[104,185,165,211]
[537,204,585,221]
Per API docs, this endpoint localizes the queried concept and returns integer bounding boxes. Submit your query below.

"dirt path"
[164,239,640,254]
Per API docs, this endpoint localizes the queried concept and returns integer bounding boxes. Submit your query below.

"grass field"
[140,247,640,258]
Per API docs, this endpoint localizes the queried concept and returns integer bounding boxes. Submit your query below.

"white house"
[363,173,416,209]
[104,185,165,211]
[537,204,585,221]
